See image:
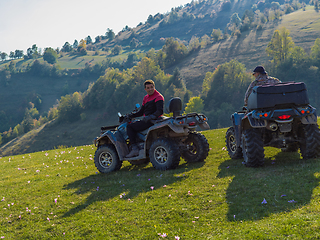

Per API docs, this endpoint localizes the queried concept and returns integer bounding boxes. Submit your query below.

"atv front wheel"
[299,124,320,159]
[242,128,264,167]
[94,145,122,173]
[149,138,180,170]
[225,127,243,159]
[182,132,209,163]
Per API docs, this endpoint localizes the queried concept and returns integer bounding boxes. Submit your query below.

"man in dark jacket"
[244,65,281,106]
[125,80,164,158]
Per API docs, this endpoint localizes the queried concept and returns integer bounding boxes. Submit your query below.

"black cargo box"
[247,82,309,110]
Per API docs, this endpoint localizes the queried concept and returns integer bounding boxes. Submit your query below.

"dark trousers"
[127,120,153,144]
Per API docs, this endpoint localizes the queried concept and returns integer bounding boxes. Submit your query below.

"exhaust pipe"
[267,122,278,131]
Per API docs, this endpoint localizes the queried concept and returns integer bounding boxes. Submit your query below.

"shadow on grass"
[62,161,205,217]
[218,151,320,221]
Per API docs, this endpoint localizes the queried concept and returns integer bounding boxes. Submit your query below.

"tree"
[311,38,320,67]
[21,112,34,133]
[85,35,92,44]
[188,36,200,52]
[27,48,34,59]
[14,50,23,59]
[43,47,58,64]
[211,29,222,42]
[61,42,72,52]
[130,38,139,48]
[106,28,115,41]
[200,35,211,48]
[0,52,7,61]
[125,52,139,68]
[290,46,307,65]
[26,44,39,58]
[148,14,155,24]
[32,44,38,53]
[266,27,294,65]
[311,38,320,59]
[162,38,188,68]
[8,61,16,73]
[73,39,78,49]
[77,39,87,55]
[167,67,184,89]
[95,36,101,43]
[203,60,250,110]
[9,51,15,59]
[112,45,122,55]
[57,92,83,122]
[184,97,204,114]
[202,60,251,128]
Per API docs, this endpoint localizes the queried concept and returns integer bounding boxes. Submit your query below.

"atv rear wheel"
[149,138,180,170]
[225,127,243,159]
[242,128,264,167]
[182,132,209,163]
[94,144,122,173]
[299,124,320,159]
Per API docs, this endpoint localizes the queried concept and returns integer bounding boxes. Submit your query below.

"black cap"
[253,66,267,74]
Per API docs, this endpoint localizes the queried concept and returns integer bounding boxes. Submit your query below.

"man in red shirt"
[126,80,164,158]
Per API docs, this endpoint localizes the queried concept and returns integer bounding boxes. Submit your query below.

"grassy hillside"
[177,7,320,94]
[0,109,118,157]
[1,128,320,239]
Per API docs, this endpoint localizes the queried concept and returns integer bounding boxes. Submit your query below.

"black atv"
[94,97,210,173]
[226,82,320,167]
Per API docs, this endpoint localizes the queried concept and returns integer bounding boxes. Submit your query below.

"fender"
[232,112,245,147]
[301,112,317,124]
[199,122,210,130]
[247,114,267,128]
[96,130,129,161]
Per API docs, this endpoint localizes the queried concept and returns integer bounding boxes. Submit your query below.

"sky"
[0,0,191,54]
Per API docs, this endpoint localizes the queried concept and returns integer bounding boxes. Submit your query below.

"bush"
[112,45,122,55]
[43,47,58,64]
[57,92,83,123]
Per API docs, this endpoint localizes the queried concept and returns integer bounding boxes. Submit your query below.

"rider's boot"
[125,144,139,158]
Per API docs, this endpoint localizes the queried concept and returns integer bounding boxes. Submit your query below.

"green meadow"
[1,123,320,239]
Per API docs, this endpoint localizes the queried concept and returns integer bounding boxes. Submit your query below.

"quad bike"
[225,82,320,167]
[94,97,210,173]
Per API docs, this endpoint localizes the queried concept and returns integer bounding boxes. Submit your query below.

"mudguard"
[96,130,129,161]
[301,112,317,124]
[232,112,245,147]
[199,122,210,130]
[168,121,188,134]
[247,114,267,128]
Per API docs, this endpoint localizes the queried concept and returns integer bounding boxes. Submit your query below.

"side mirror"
[135,103,140,109]
[118,112,122,117]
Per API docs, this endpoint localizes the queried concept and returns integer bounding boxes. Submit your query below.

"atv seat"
[151,115,169,124]
[166,97,182,118]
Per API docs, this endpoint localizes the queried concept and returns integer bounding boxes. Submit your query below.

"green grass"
[1,127,320,239]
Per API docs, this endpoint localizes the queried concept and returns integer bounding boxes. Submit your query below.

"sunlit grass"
[1,126,320,239]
